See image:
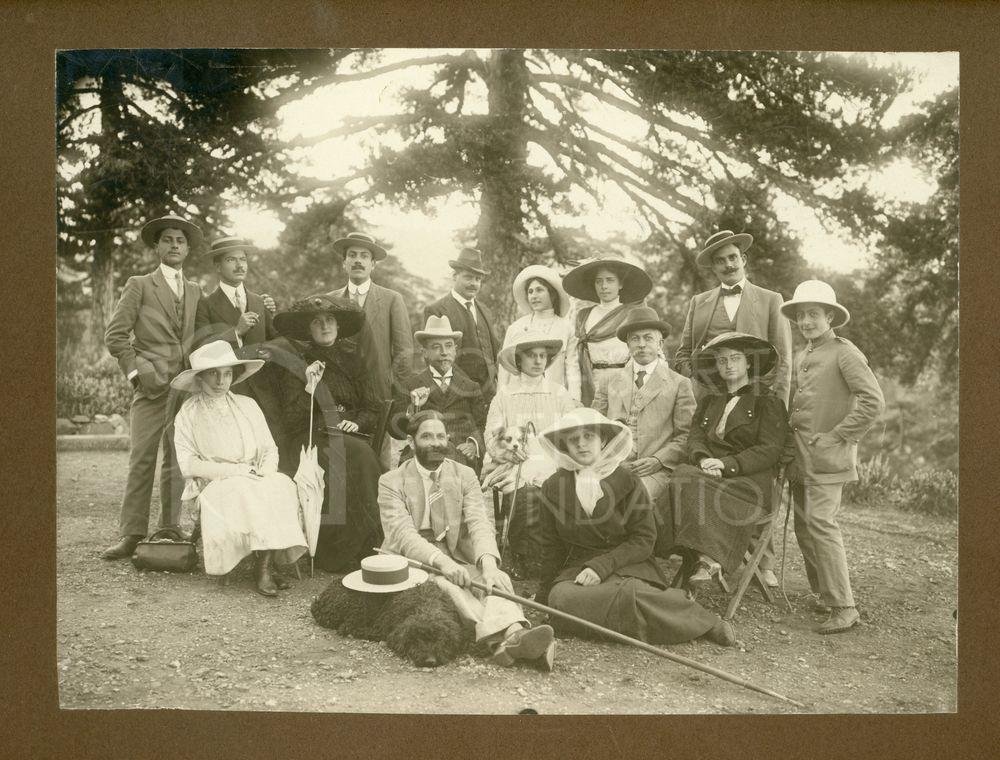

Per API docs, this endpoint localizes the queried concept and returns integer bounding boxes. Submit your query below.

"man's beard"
[414,443,448,468]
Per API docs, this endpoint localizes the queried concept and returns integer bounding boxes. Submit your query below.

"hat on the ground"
[562,258,653,304]
[512,264,570,317]
[497,333,563,375]
[205,235,254,259]
[332,232,388,262]
[615,305,672,342]
[414,315,463,344]
[780,279,850,328]
[273,293,364,342]
[695,230,754,267]
[141,214,204,250]
[693,331,778,389]
[540,407,627,451]
[342,554,428,593]
[448,248,491,277]
[170,340,264,392]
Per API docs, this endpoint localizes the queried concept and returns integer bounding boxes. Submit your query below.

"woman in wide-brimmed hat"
[657,331,790,589]
[563,257,654,406]
[533,408,735,647]
[171,340,307,596]
[496,265,576,397]
[265,294,384,573]
[480,331,578,577]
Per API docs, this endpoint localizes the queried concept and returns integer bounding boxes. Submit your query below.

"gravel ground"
[57,450,957,714]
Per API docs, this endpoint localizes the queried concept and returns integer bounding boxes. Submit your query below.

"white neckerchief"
[160,263,184,298]
[720,277,748,321]
[537,420,633,516]
[218,281,246,311]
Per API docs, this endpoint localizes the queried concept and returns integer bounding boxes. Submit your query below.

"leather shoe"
[101,535,142,560]
[705,619,736,647]
[492,624,555,666]
[536,641,556,672]
[814,606,859,635]
[760,569,779,588]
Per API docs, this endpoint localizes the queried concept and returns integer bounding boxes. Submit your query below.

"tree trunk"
[476,50,533,330]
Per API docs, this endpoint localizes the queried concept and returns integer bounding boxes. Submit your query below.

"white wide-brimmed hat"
[695,230,754,267]
[512,264,570,317]
[414,314,463,344]
[342,554,428,593]
[780,279,851,328]
[539,407,628,451]
[170,340,265,392]
[497,333,563,375]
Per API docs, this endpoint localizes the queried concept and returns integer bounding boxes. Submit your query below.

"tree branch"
[285,114,420,148]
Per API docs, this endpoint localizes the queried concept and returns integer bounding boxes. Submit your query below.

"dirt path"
[56,451,957,714]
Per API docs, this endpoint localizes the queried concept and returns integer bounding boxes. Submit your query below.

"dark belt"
[591,362,627,370]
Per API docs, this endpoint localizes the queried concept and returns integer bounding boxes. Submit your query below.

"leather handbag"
[131,528,198,573]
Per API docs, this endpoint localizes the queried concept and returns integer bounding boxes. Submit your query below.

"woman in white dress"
[497,265,578,401]
[172,340,307,597]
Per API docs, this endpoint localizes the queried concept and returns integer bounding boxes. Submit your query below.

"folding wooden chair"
[368,398,394,455]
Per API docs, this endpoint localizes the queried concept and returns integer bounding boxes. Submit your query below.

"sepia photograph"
[55,47,958,714]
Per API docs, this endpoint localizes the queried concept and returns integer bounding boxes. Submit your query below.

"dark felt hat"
[615,306,672,342]
[140,214,204,250]
[692,331,778,388]
[332,232,388,261]
[448,248,490,277]
[274,293,365,342]
[562,258,653,304]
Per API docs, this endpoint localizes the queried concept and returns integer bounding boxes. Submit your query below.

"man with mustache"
[193,237,282,437]
[672,230,792,588]
[328,232,414,466]
[378,410,556,671]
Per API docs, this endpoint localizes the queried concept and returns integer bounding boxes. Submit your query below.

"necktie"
[635,370,646,389]
[437,375,450,392]
[234,289,245,313]
[174,271,184,321]
[428,470,446,537]
[349,288,361,306]
[720,284,742,297]
[465,300,477,325]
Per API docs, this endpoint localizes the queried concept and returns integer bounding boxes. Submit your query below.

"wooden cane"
[374,547,807,709]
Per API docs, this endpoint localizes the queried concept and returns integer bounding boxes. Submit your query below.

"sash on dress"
[574,304,634,406]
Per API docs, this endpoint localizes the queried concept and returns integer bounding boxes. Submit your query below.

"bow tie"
[720,284,742,297]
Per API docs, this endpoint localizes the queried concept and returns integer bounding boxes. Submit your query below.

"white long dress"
[173,392,307,576]
[496,310,578,400]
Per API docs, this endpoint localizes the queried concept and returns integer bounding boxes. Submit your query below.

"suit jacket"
[397,367,486,455]
[105,267,200,399]
[378,458,499,567]
[687,388,789,478]
[535,466,667,604]
[673,281,792,405]
[593,360,695,471]
[423,294,500,398]
[330,281,413,401]
[193,286,275,355]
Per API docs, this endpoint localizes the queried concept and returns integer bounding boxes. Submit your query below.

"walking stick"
[498,422,535,567]
[778,477,793,612]
[374,547,807,709]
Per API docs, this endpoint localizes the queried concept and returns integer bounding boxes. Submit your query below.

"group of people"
[100,213,885,672]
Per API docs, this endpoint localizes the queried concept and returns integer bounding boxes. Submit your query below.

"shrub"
[845,453,898,506]
[895,468,959,519]
[56,353,133,418]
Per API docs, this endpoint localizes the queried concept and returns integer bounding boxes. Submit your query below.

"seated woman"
[535,408,733,646]
[172,340,308,597]
[661,331,789,588]
[481,332,577,575]
[268,294,385,574]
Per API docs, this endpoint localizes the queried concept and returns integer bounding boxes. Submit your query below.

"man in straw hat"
[673,230,792,406]
[423,248,501,403]
[102,213,204,560]
[393,315,487,473]
[782,280,885,634]
[194,236,281,435]
[379,410,556,670]
[592,306,696,502]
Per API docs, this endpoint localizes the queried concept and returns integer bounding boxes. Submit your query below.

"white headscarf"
[537,408,633,516]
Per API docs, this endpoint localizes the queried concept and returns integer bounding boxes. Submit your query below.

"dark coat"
[193,286,275,354]
[423,294,501,398]
[687,387,790,477]
[395,366,487,452]
[535,466,667,605]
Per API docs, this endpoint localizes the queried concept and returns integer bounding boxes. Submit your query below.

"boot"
[254,551,278,597]
[814,606,859,634]
[101,535,142,560]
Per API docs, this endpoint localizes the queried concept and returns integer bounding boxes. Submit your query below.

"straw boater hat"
[205,235,254,259]
[140,213,204,250]
[512,264,570,317]
[342,554,428,593]
[540,407,627,451]
[695,230,754,267]
[170,340,264,392]
[273,294,365,342]
[331,232,388,261]
[448,248,491,277]
[414,315,463,344]
[562,257,653,304]
[693,331,778,388]
[780,279,851,328]
[615,305,672,343]
[497,333,563,375]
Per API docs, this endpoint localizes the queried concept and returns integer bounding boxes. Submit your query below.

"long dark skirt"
[547,574,718,645]
[658,463,774,574]
[313,430,384,573]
